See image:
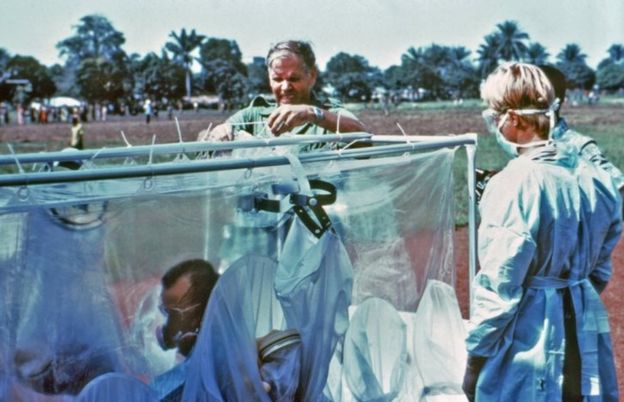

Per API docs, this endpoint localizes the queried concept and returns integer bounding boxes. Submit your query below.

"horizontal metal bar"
[0,133,372,166]
[371,133,478,144]
[0,136,474,187]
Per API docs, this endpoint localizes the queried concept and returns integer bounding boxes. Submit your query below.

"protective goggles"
[158,302,202,319]
[482,98,560,129]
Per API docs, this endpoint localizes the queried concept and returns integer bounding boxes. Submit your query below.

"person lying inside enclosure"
[463,62,621,402]
[151,259,220,402]
[198,40,367,148]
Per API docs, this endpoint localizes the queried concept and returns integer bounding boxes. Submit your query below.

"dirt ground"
[1,104,623,395]
[1,102,620,147]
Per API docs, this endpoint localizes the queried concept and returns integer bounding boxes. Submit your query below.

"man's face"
[268,53,317,106]
[158,275,204,357]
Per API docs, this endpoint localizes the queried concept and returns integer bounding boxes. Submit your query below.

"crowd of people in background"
[0,86,615,129]
[0,98,188,127]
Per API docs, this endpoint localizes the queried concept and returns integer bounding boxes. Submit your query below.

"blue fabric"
[467,144,622,401]
[77,372,158,402]
[182,254,285,402]
[151,360,188,401]
[275,217,353,402]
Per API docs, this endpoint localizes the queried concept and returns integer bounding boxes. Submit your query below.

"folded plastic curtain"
[1,206,125,400]
[342,298,407,401]
[402,280,467,400]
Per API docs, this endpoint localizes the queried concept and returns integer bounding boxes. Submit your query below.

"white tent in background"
[49,96,82,108]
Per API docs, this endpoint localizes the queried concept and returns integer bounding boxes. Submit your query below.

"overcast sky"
[1,0,622,70]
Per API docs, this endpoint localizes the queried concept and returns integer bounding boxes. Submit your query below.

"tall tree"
[382,65,407,90]
[494,20,529,61]
[198,38,246,75]
[598,43,624,69]
[556,44,595,90]
[607,44,624,62]
[400,44,476,100]
[165,28,205,98]
[525,42,550,65]
[596,63,624,92]
[325,52,376,101]
[246,61,270,96]
[3,55,56,104]
[596,44,624,91]
[56,15,128,99]
[557,43,587,65]
[0,48,12,101]
[57,15,126,65]
[135,51,186,102]
[199,59,246,110]
[445,46,479,99]
[476,33,502,78]
[75,53,129,103]
[0,48,9,78]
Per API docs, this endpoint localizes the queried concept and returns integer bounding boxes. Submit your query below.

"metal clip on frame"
[290,179,336,238]
[240,179,337,239]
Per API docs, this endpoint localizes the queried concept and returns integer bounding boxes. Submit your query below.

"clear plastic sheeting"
[3,207,125,401]
[0,141,461,401]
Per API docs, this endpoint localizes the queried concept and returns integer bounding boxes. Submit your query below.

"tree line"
[1,15,623,111]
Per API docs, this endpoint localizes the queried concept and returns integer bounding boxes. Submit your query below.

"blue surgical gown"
[466,144,622,402]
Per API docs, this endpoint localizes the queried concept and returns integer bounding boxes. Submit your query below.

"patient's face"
[158,275,204,356]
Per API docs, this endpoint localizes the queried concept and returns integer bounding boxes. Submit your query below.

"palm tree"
[448,46,472,65]
[446,46,478,99]
[495,20,529,61]
[597,44,624,69]
[525,43,549,65]
[476,33,501,78]
[556,44,587,65]
[0,48,10,83]
[607,44,624,63]
[556,44,594,90]
[165,28,205,98]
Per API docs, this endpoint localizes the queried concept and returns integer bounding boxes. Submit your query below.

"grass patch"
[453,116,624,226]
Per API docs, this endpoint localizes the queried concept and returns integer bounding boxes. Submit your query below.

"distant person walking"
[69,115,85,150]
[144,99,153,124]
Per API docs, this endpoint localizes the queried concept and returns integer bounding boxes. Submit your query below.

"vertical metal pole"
[465,137,478,318]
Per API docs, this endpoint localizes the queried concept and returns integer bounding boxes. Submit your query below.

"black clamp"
[238,179,337,238]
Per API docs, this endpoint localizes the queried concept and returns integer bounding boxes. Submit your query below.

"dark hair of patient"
[162,259,219,306]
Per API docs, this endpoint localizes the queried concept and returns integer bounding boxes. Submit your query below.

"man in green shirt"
[200,40,366,142]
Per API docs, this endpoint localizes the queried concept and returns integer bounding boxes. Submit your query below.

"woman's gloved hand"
[462,355,487,402]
